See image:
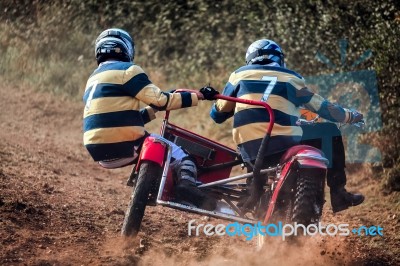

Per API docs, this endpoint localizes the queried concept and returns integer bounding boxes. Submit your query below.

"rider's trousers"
[300,123,347,190]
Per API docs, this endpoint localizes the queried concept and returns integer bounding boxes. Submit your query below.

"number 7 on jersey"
[261,76,277,102]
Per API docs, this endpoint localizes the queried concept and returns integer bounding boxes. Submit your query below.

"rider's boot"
[174,157,217,211]
[328,167,364,213]
[330,186,365,213]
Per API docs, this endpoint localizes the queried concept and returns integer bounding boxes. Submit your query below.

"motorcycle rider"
[209,39,364,213]
[83,28,218,210]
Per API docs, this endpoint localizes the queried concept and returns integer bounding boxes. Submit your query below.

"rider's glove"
[345,109,363,124]
[200,86,219,100]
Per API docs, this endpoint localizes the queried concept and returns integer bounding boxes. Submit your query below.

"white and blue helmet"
[245,39,285,67]
[95,28,135,64]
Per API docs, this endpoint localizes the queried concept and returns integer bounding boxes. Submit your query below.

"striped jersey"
[210,64,351,162]
[83,61,199,161]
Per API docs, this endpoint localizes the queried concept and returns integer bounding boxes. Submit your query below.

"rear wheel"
[257,171,324,249]
[291,174,324,225]
[121,161,161,237]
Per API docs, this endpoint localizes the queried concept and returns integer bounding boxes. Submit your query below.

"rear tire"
[291,174,324,225]
[257,171,324,249]
[121,161,161,237]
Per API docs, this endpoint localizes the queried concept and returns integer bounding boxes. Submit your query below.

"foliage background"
[0,0,399,191]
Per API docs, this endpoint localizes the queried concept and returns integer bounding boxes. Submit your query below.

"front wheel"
[121,161,161,237]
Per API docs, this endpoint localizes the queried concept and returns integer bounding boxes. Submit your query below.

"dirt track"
[0,83,398,265]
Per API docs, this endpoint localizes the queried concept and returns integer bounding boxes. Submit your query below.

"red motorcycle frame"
[121,94,328,237]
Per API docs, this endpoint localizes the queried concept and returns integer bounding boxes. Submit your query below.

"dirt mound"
[0,83,398,265]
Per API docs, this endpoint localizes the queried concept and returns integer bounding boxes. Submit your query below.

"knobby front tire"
[121,161,161,237]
